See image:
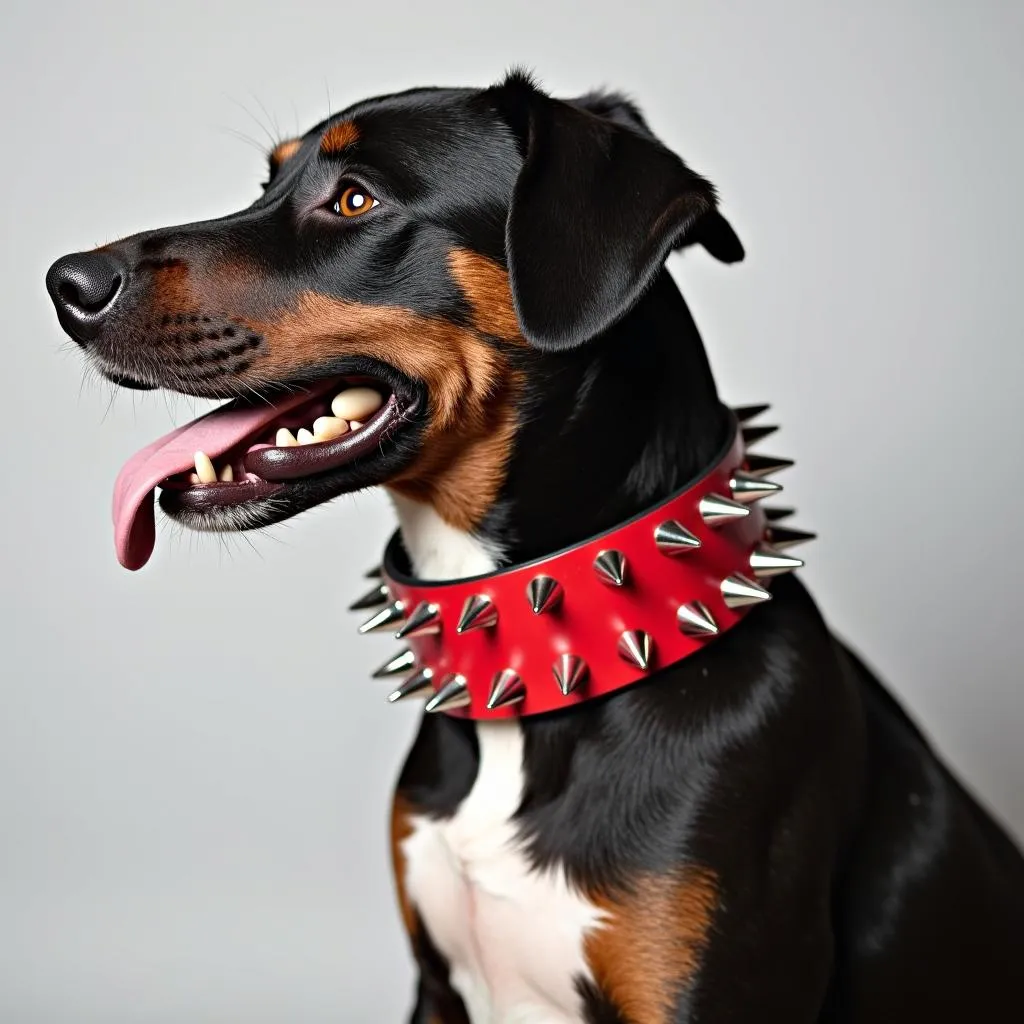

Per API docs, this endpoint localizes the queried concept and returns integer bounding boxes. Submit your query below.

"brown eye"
[333,185,378,217]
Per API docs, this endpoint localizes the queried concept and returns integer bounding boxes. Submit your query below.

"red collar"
[355,407,812,719]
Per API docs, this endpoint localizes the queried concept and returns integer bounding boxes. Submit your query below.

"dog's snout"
[45,251,128,343]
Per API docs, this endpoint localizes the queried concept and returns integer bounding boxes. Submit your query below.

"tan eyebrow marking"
[320,120,360,155]
[270,139,302,167]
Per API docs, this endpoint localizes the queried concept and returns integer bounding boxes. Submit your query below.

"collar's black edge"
[383,409,740,588]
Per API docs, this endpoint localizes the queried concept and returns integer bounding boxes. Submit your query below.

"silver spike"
[677,601,719,637]
[594,549,627,586]
[349,581,390,611]
[743,453,794,478]
[386,668,434,703]
[764,506,796,523]
[372,648,416,679]
[358,600,406,635]
[553,654,588,696]
[767,525,817,549]
[486,669,526,710]
[654,520,701,556]
[750,545,805,578]
[617,630,654,671]
[721,573,773,609]
[699,493,751,527]
[733,403,770,423]
[365,565,383,578]
[425,674,471,714]
[742,424,779,447]
[526,575,563,614]
[394,601,442,640]
[456,594,498,634]
[730,470,783,505]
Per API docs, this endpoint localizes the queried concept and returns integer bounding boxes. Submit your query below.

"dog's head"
[45,72,742,570]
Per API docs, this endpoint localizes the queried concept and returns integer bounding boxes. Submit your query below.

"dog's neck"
[392,267,730,580]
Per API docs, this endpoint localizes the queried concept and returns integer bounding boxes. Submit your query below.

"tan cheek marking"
[390,794,419,948]
[244,293,521,533]
[448,248,523,341]
[271,138,302,166]
[585,867,718,1023]
[320,120,359,154]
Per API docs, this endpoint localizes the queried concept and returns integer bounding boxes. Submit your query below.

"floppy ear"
[491,74,738,351]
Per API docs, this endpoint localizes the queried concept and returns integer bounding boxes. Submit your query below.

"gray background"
[2,1,1022,1020]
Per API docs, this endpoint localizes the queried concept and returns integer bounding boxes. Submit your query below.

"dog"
[46,71,1024,1023]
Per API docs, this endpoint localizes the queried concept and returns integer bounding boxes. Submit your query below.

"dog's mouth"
[114,363,424,570]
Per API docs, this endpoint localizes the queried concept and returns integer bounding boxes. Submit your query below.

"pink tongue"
[112,388,325,570]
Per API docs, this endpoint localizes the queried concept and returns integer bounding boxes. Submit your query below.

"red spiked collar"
[355,407,812,719]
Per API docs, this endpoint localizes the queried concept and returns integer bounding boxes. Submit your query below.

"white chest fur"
[388,495,606,1023]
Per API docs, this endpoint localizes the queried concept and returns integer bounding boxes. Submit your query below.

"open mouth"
[113,366,423,571]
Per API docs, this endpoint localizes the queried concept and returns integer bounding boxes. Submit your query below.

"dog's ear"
[489,72,741,351]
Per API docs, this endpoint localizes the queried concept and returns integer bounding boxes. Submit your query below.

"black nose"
[45,251,128,343]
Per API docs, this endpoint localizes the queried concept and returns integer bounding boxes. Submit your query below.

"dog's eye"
[333,185,379,218]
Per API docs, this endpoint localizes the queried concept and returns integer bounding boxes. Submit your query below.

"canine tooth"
[194,451,216,484]
[275,427,298,447]
[297,428,315,445]
[219,465,234,482]
[331,387,383,421]
[313,415,349,441]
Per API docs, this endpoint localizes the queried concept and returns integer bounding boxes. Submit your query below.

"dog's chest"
[401,722,606,1024]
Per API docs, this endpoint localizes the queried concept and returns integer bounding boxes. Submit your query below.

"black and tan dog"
[46,72,1024,1022]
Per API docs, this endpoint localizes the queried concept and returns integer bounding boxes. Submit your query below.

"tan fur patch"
[447,249,522,341]
[391,794,419,947]
[245,293,520,532]
[320,120,359,154]
[585,867,718,1022]
[270,138,302,167]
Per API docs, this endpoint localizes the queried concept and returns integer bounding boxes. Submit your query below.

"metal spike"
[358,600,406,635]
[732,403,770,423]
[394,601,442,640]
[764,506,796,523]
[365,565,383,578]
[594,549,627,586]
[425,674,471,714]
[742,424,779,447]
[349,581,390,611]
[766,525,817,549]
[372,648,416,679]
[456,594,498,634]
[486,669,526,710]
[617,630,654,671]
[699,493,751,527]
[677,601,719,638]
[721,573,773,609]
[730,470,783,505]
[654,520,701,556]
[552,654,588,696]
[526,575,563,614]
[386,668,434,703]
[743,453,795,478]
[750,545,805,578]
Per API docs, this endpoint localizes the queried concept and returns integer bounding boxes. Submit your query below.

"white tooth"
[331,387,383,421]
[312,415,349,441]
[297,428,315,445]
[194,451,217,484]
[219,465,234,482]
[349,420,364,431]
[275,427,298,447]
[188,472,201,484]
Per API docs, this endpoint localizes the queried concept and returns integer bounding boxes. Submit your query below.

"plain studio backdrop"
[1,1,1021,1020]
